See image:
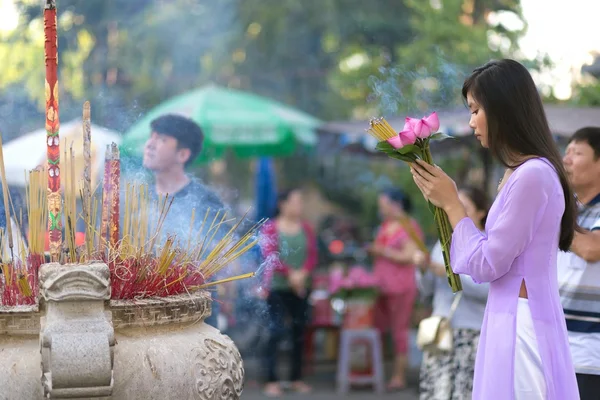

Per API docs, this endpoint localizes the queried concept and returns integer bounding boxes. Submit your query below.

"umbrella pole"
[44,0,62,261]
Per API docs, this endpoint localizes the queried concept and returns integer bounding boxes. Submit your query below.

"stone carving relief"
[39,263,115,398]
[192,334,244,400]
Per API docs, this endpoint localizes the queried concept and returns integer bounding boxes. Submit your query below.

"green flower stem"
[423,143,462,293]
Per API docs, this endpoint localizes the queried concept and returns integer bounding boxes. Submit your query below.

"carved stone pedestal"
[0,263,244,400]
[40,263,115,398]
[108,292,244,400]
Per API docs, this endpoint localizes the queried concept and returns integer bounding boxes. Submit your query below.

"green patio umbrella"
[120,85,320,163]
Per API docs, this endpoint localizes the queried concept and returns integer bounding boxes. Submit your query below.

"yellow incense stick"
[195,272,255,289]
[0,132,14,260]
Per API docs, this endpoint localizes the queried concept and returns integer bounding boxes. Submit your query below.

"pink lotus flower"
[404,117,423,135]
[422,112,440,135]
[406,112,440,139]
[387,124,418,149]
[386,112,439,148]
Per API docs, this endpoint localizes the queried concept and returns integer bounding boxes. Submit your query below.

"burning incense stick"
[44,0,62,261]
[100,145,111,252]
[63,142,77,262]
[108,143,120,249]
[195,272,255,289]
[82,101,92,257]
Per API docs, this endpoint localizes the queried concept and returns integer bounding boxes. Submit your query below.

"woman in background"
[369,188,423,391]
[415,186,490,400]
[260,188,317,397]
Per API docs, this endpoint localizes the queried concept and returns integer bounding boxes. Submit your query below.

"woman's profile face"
[467,92,488,148]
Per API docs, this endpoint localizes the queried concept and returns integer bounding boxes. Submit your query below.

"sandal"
[387,377,406,392]
[291,381,312,394]
[263,383,283,397]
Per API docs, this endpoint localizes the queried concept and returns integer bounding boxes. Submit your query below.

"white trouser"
[514,298,547,399]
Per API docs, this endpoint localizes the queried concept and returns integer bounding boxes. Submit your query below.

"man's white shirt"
[558,209,600,375]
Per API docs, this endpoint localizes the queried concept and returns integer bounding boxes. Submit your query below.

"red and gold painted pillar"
[44,0,62,260]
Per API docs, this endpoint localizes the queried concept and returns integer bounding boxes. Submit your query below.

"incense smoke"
[368,50,469,116]
[3,0,301,360]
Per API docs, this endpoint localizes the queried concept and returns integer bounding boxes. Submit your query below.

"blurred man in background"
[143,114,228,329]
[559,126,600,399]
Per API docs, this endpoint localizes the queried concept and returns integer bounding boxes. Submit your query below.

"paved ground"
[241,358,420,399]
[227,325,424,399]
[243,386,419,399]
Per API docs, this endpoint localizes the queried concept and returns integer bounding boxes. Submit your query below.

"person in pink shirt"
[259,188,317,397]
[368,188,423,391]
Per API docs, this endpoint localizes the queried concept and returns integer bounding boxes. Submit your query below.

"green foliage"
[570,81,600,107]
[430,132,453,140]
[375,141,418,162]
[368,0,528,117]
[2,0,237,133]
[1,0,532,131]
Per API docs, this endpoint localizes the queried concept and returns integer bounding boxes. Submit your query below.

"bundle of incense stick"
[108,143,120,249]
[366,116,462,293]
[1,0,265,304]
[63,141,77,262]
[26,167,48,256]
[367,119,429,253]
[104,190,264,299]
[0,159,50,306]
[367,117,398,142]
[99,143,120,253]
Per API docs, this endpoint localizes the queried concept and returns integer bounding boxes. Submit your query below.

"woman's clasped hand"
[410,159,461,212]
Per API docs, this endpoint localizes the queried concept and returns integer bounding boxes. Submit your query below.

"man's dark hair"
[150,114,204,166]
[569,127,600,159]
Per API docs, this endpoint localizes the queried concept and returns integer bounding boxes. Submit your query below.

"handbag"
[416,292,463,353]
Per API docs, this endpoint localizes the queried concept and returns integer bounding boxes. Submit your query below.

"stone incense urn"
[0,263,244,400]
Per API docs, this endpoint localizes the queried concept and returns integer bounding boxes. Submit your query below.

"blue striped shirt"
[558,193,600,375]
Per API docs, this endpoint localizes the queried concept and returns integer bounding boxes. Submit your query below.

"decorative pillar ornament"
[44,0,62,261]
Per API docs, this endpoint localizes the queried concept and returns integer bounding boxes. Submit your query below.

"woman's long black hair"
[462,59,578,251]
